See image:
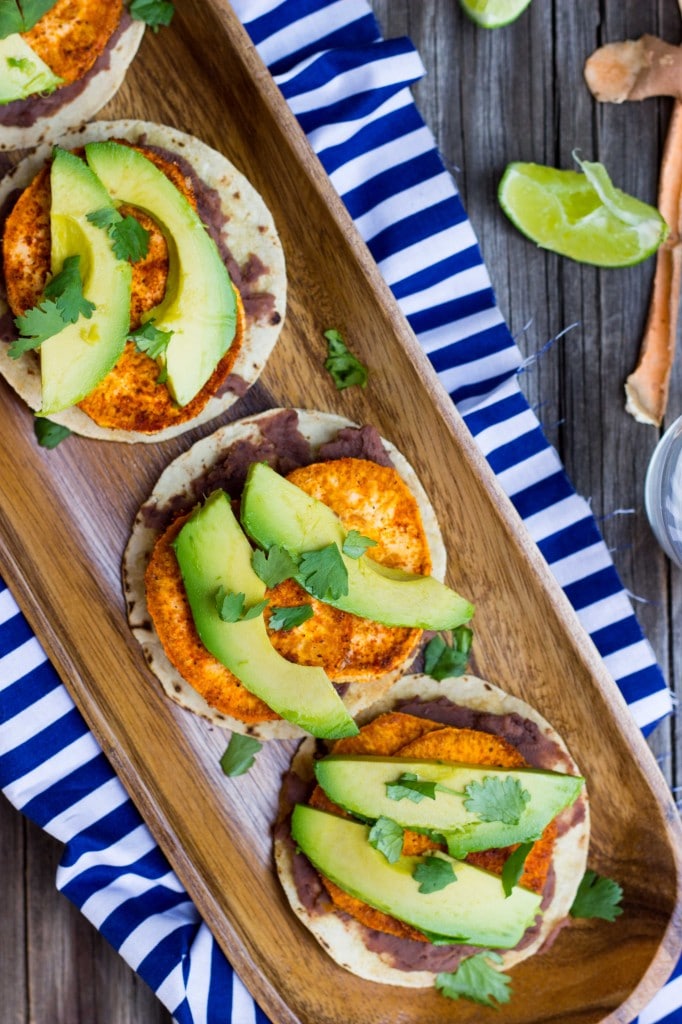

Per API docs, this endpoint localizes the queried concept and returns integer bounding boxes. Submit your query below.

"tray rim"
[0,1,680,1021]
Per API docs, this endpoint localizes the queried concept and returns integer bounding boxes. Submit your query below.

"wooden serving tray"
[0,3,681,1022]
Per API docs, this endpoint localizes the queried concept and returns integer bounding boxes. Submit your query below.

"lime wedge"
[459,0,533,28]
[498,158,668,267]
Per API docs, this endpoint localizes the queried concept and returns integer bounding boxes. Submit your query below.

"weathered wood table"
[1,1,680,1021]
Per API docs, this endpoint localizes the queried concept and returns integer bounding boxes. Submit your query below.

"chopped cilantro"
[424,625,473,681]
[501,841,534,897]
[368,816,404,864]
[413,855,457,894]
[323,328,368,390]
[129,320,173,360]
[34,417,71,449]
[86,207,150,263]
[129,0,175,30]
[219,733,262,777]
[297,543,348,601]
[386,772,437,804]
[463,775,530,825]
[268,604,314,631]
[569,869,624,922]
[341,529,377,559]
[252,545,299,588]
[215,587,268,623]
[436,951,512,1007]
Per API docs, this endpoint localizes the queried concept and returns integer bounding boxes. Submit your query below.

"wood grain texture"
[1,1,681,1023]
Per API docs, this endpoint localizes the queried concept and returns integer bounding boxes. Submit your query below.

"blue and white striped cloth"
[0,1,678,1021]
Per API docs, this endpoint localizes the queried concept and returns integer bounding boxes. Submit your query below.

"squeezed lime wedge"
[460,0,533,28]
[498,158,668,267]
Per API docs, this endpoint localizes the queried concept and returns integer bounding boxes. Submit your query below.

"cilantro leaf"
[569,869,624,922]
[386,772,437,804]
[215,587,268,623]
[297,543,348,601]
[267,604,314,631]
[129,320,173,360]
[129,0,175,30]
[424,626,473,681]
[219,733,262,777]
[0,0,55,37]
[341,529,377,559]
[368,816,404,864]
[34,417,71,449]
[463,775,530,825]
[7,56,33,71]
[86,207,150,263]
[436,952,512,1008]
[110,215,150,262]
[323,328,368,390]
[413,855,457,894]
[252,545,299,588]
[501,841,534,897]
[43,255,95,322]
[86,207,118,230]
[10,301,66,356]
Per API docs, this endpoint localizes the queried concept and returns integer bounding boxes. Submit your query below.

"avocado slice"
[172,490,358,739]
[314,755,584,858]
[0,35,62,105]
[291,804,542,947]
[240,462,474,629]
[40,148,132,415]
[84,141,237,407]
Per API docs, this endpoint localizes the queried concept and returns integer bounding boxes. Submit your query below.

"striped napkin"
[0,1,677,1021]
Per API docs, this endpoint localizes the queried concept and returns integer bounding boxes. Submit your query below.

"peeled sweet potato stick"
[585,33,682,425]
[625,101,682,425]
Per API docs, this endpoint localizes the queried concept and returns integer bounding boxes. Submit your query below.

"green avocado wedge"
[314,755,584,858]
[240,462,474,630]
[84,141,237,407]
[291,805,542,947]
[40,148,132,415]
[172,490,358,740]
[0,34,62,104]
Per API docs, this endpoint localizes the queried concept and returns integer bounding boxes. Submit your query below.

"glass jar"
[644,414,682,569]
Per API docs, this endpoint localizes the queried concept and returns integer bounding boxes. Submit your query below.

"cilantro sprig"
[215,587,268,623]
[423,625,473,681]
[219,733,262,777]
[129,0,175,30]
[386,772,438,804]
[252,545,299,588]
[323,328,368,390]
[86,207,150,263]
[297,543,348,601]
[267,604,314,631]
[368,816,404,864]
[463,775,531,826]
[34,417,71,449]
[341,529,377,558]
[11,255,94,357]
[129,320,173,360]
[569,869,624,922]
[436,952,512,1007]
[0,0,56,38]
[413,855,457,894]
[501,841,534,897]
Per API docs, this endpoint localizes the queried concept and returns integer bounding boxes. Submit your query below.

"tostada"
[123,408,475,739]
[0,120,286,441]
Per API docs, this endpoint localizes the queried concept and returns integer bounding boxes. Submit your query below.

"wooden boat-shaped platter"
[0,3,680,1021]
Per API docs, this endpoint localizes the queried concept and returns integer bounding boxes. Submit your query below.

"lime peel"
[498,159,669,267]
[459,0,533,29]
